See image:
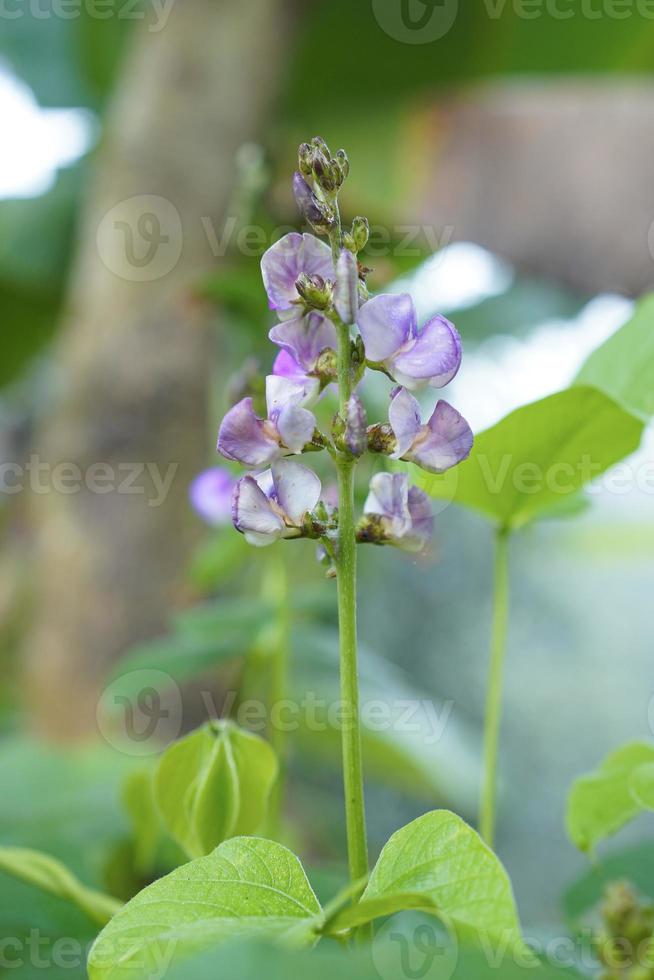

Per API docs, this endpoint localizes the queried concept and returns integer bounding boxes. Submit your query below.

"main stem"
[480,526,511,847]
[267,552,291,838]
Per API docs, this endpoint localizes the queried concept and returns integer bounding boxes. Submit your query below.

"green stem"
[480,526,511,848]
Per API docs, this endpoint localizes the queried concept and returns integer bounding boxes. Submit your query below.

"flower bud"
[313,347,338,385]
[335,149,350,182]
[366,422,397,456]
[298,142,313,177]
[351,216,369,252]
[292,172,335,233]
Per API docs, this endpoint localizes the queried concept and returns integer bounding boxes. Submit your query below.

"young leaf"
[326,810,521,949]
[154,721,278,858]
[413,386,644,530]
[575,293,654,422]
[566,742,654,854]
[0,847,121,926]
[87,837,322,980]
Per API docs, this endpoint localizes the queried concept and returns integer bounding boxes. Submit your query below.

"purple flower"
[362,472,433,552]
[217,376,318,467]
[356,293,462,390]
[269,310,337,374]
[189,468,235,526]
[261,232,333,315]
[232,458,321,547]
[388,387,473,474]
[272,348,308,383]
[333,248,359,324]
[344,393,367,457]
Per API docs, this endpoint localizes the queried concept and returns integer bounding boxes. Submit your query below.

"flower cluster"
[198,137,473,559]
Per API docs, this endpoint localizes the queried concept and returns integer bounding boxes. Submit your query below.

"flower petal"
[271,458,321,525]
[217,397,279,467]
[344,393,367,457]
[232,474,284,546]
[269,311,337,373]
[391,314,462,388]
[189,468,235,526]
[363,471,412,539]
[356,293,416,363]
[402,487,433,552]
[261,232,333,313]
[265,374,318,419]
[275,403,316,454]
[333,248,359,324]
[405,400,474,473]
[388,386,422,459]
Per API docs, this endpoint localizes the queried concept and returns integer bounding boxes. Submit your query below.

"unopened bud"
[298,142,313,177]
[335,149,350,182]
[295,273,333,311]
[344,395,367,457]
[292,171,335,233]
[351,216,369,252]
[366,422,397,456]
[313,347,338,384]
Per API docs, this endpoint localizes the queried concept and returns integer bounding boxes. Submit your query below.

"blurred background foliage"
[1,1,654,974]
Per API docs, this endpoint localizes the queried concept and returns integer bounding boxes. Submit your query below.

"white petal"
[271,458,321,525]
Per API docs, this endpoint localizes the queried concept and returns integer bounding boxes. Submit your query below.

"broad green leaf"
[122,769,162,875]
[154,722,278,858]
[566,742,654,854]
[0,847,121,926]
[328,810,521,950]
[87,837,322,980]
[414,386,644,530]
[576,293,654,422]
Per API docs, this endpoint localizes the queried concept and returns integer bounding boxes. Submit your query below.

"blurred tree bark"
[25,0,296,737]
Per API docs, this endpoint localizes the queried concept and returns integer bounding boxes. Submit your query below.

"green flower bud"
[351,215,369,252]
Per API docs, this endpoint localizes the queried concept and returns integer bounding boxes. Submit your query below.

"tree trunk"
[25,0,295,737]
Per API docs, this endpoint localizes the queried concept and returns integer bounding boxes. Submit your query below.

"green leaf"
[328,810,521,950]
[566,742,654,854]
[122,769,162,875]
[154,722,278,858]
[576,293,654,422]
[0,847,121,926]
[414,386,644,530]
[87,837,322,980]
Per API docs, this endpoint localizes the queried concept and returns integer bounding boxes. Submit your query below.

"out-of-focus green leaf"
[563,843,654,923]
[414,387,644,531]
[154,722,278,858]
[187,529,251,590]
[576,293,654,422]
[87,838,322,980]
[121,769,162,875]
[292,628,480,813]
[0,847,121,926]
[566,743,654,854]
[327,811,522,951]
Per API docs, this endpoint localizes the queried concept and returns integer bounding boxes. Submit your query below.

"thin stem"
[480,526,511,848]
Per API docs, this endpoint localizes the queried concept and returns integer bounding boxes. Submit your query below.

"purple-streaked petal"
[261,232,333,313]
[363,471,412,538]
[272,348,306,382]
[391,314,462,388]
[344,394,367,457]
[217,397,279,467]
[405,400,473,473]
[402,487,433,552]
[271,458,321,525]
[388,387,422,459]
[275,403,316,454]
[232,475,284,546]
[334,248,358,324]
[269,311,337,372]
[292,171,325,227]
[265,374,318,420]
[189,468,235,526]
[356,293,416,363]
